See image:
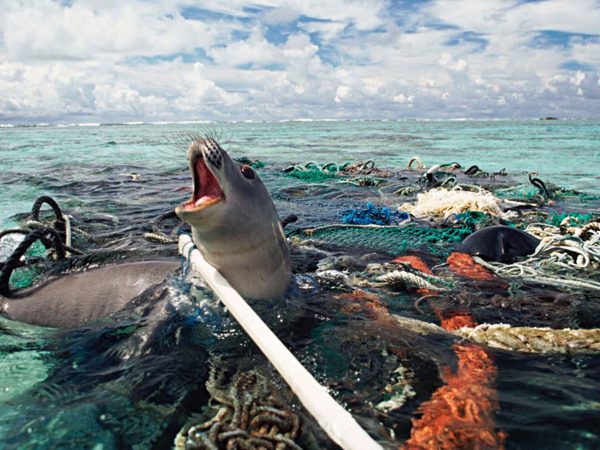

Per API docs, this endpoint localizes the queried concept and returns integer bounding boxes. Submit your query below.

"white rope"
[178,234,382,450]
[64,214,72,257]
[398,187,507,218]
[376,270,446,291]
[469,221,600,291]
[473,257,600,291]
[407,156,425,170]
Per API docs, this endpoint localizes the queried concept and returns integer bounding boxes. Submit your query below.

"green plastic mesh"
[494,185,541,201]
[284,169,339,182]
[282,162,344,182]
[236,157,266,169]
[453,211,489,230]
[5,240,47,290]
[494,184,600,204]
[546,211,596,227]
[10,267,43,290]
[289,224,472,256]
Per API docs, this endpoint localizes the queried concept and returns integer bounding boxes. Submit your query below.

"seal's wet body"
[1,260,179,328]
[175,137,291,300]
[1,137,289,328]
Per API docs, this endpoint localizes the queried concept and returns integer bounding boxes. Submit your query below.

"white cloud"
[335,85,351,103]
[260,6,300,25]
[0,0,599,122]
[2,0,230,62]
[392,94,414,104]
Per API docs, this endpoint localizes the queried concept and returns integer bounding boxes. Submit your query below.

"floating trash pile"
[1,152,600,450]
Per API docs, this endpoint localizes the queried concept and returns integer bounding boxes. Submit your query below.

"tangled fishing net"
[282,160,393,184]
[473,220,600,291]
[176,363,302,450]
[399,187,506,218]
[342,202,410,226]
[402,343,506,450]
[446,252,498,281]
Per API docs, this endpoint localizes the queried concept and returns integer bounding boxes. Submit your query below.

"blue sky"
[0,0,599,123]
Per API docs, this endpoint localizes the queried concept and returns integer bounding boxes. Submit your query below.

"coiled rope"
[474,257,600,291]
[472,221,600,291]
[376,270,447,291]
[454,323,600,354]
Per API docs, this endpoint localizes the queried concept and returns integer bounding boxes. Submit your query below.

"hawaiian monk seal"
[461,225,540,263]
[1,260,179,328]
[175,137,291,300]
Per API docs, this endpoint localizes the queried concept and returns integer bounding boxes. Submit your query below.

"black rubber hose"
[281,214,298,229]
[464,165,481,175]
[528,174,550,198]
[0,229,30,240]
[31,195,66,239]
[151,211,178,234]
[31,195,64,222]
[0,227,66,297]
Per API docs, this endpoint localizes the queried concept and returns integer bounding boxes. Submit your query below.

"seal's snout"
[202,139,223,170]
[176,136,291,300]
[177,138,225,214]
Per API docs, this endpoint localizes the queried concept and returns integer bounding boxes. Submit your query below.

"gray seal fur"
[175,137,291,300]
[1,260,179,328]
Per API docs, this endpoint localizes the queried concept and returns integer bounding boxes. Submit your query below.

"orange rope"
[402,343,506,450]
[440,312,478,331]
[337,289,389,319]
[337,255,507,449]
[393,255,434,275]
[396,255,506,450]
[446,252,497,281]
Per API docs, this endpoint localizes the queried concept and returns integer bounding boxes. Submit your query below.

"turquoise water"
[1,120,599,449]
[2,120,599,223]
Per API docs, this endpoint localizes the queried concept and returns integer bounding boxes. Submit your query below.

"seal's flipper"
[462,225,540,263]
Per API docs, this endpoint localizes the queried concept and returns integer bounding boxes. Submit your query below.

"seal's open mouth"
[181,155,224,211]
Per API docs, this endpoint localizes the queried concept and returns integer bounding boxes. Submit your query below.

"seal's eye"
[241,165,255,179]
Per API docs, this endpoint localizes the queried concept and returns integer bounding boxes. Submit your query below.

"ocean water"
[0,120,599,449]
[1,120,599,223]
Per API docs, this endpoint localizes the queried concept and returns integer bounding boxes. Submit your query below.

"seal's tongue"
[192,157,223,207]
[181,156,223,211]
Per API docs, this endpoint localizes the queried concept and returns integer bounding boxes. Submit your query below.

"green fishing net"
[283,162,342,182]
[3,240,47,290]
[495,184,600,204]
[289,224,472,257]
[546,211,596,226]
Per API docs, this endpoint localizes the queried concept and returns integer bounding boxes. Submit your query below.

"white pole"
[179,234,382,450]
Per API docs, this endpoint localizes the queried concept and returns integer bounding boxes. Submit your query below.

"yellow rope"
[454,324,600,354]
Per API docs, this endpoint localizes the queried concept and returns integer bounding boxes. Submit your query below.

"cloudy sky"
[1,0,599,123]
